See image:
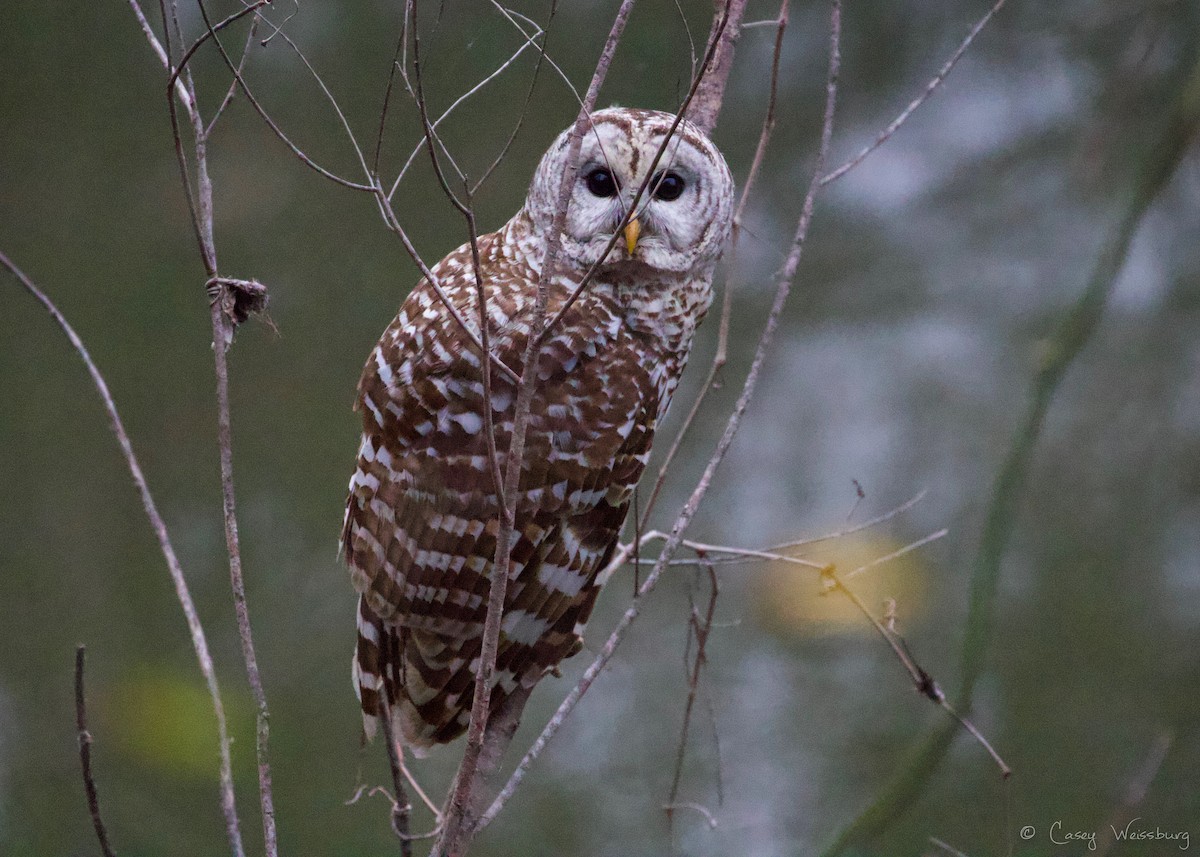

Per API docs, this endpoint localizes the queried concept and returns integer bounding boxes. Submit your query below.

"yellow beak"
[623,217,641,256]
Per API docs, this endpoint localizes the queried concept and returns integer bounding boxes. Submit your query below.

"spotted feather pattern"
[342,108,731,750]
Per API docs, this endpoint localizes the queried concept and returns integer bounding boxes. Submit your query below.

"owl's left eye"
[651,171,686,201]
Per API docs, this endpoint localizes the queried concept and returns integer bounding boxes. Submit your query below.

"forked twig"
[205,7,262,137]
[820,0,1009,187]
[822,567,1010,776]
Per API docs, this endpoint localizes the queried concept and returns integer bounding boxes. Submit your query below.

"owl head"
[523,107,734,276]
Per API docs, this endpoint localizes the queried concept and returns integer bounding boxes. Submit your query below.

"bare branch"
[431,3,638,852]
[74,646,118,857]
[377,696,414,857]
[823,567,1010,776]
[373,21,408,179]
[820,0,1009,187]
[126,0,196,118]
[688,0,749,135]
[1,248,246,857]
[389,27,542,198]
[125,2,283,853]
[469,5,556,196]
[665,565,720,843]
[270,29,372,179]
[167,1,271,99]
[480,0,843,830]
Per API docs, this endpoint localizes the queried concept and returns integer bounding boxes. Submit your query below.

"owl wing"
[343,233,659,745]
[342,232,653,623]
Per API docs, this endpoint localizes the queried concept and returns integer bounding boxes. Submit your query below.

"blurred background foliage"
[2,1,1199,855]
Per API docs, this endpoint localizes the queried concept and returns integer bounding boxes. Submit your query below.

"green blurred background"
[2,1,1198,855]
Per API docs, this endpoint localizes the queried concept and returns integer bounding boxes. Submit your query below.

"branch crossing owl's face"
[524,108,734,276]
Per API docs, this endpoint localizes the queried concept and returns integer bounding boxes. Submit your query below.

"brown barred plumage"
[342,108,733,751]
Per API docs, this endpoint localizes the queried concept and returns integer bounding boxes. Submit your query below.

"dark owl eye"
[651,171,686,201]
[584,167,618,198]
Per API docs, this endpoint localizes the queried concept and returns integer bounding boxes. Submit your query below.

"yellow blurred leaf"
[751,533,930,636]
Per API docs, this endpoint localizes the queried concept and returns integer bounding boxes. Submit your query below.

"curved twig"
[2,249,246,857]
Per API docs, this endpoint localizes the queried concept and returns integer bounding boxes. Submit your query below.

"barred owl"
[342,107,734,751]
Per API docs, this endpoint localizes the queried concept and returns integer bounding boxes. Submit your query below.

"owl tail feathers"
[352,596,437,758]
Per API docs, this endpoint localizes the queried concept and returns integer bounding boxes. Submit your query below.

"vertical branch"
[432,4,638,855]
[407,0,506,509]
[133,2,283,854]
[1,248,245,857]
[75,646,118,857]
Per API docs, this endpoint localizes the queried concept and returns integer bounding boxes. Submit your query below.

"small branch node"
[206,276,274,344]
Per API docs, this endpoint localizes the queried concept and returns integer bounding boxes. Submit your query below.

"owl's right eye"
[584,168,618,198]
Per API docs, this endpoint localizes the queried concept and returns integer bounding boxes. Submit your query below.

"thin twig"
[2,248,246,857]
[470,3,559,196]
[406,0,507,509]
[641,0,787,527]
[844,528,948,579]
[167,1,270,98]
[764,490,929,554]
[74,646,118,857]
[179,0,374,192]
[479,0,842,830]
[373,20,408,179]
[376,696,414,857]
[929,837,972,857]
[484,5,586,127]
[666,564,720,844]
[389,21,539,199]
[205,8,262,137]
[1094,729,1174,857]
[820,0,1008,187]
[126,0,196,115]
